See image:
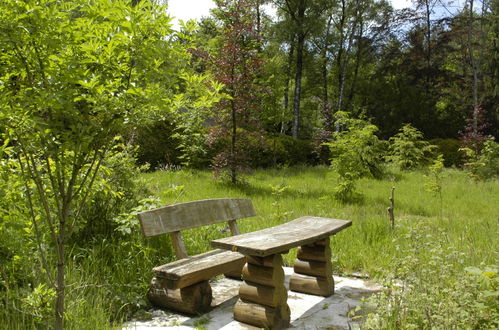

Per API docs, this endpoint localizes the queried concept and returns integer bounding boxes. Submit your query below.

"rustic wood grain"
[228,219,241,235]
[289,273,334,297]
[170,231,188,259]
[241,262,285,287]
[211,216,351,257]
[297,244,331,262]
[293,260,331,278]
[235,253,290,328]
[153,249,245,289]
[138,198,256,237]
[148,278,212,315]
[234,299,290,329]
[239,282,287,308]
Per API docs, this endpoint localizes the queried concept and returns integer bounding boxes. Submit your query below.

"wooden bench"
[137,198,256,314]
[212,216,352,329]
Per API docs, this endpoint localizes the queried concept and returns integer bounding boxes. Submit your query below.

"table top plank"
[211,216,351,257]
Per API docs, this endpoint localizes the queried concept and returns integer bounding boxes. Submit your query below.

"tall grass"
[143,166,497,275]
[2,166,496,328]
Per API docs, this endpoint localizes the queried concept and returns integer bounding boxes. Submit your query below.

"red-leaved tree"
[208,0,264,183]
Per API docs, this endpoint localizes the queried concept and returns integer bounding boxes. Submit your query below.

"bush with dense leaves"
[324,112,386,201]
[387,124,436,170]
[429,138,465,167]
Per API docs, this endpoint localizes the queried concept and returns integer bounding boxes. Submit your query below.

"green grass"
[2,166,496,328]
[142,166,498,275]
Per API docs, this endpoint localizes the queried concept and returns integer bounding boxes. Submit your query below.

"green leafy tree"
[387,124,436,170]
[0,0,216,327]
[324,112,385,201]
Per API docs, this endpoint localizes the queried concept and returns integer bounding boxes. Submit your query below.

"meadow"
[142,166,498,328]
[1,166,497,329]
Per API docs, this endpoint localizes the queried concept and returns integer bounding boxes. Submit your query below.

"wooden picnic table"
[211,216,352,329]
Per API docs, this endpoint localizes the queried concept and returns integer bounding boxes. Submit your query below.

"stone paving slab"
[124,267,381,330]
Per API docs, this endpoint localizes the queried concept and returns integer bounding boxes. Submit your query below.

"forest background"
[0,0,497,329]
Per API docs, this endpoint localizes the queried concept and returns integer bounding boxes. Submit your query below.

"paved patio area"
[124,267,381,330]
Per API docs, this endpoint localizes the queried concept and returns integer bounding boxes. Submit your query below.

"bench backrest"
[138,198,256,259]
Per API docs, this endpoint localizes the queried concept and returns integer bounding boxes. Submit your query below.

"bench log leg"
[234,254,290,329]
[289,238,334,297]
[148,277,212,315]
[223,257,246,280]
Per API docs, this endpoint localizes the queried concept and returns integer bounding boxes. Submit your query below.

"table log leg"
[289,238,334,297]
[148,277,212,314]
[234,254,290,329]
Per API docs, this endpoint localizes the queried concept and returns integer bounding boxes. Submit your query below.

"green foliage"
[324,112,385,201]
[364,219,499,329]
[424,154,445,218]
[387,124,437,170]
[461,137,499,180]
[134,120,183,169]
[0,0,220,327]
[429,138,465,167]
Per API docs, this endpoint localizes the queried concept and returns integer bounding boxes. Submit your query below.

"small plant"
[460,137,499,181]
[324,112,385,202]
[424,154,445,218]
[193,316,211,330]
[387,124,436,170]
[269,183,293,220]
[363,219,499,329]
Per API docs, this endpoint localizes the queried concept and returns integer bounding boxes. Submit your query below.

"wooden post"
[290,239,334,297]
[387,186,395,231]
[234,254,290,329]
[170,231,188,259]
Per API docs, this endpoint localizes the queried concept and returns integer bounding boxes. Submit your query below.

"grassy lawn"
[139,165,498,328]
[141,166,497,275]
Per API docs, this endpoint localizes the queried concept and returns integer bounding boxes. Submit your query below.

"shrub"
[324,112,386,201]
[266,134,316,167]
[73,141,148,242]
[387,124,436,170]
[429,138,465,167]
[363,219,499,329]
[207,131,316,170]
[134,120,183,169]
[461,137,499,180]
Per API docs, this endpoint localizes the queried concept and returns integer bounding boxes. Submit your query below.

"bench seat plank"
[153,249,245,289]
[211,216,351,257]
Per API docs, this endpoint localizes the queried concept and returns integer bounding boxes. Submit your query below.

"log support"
[234,254,290,329]
[289,238,334,297]
[148,277,212,315]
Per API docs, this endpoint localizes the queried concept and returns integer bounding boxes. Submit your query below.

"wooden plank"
[297,244,331,262]
[289,273,334,297]
[234,299,290,329]
[212,217,351,257]
[241,255,285,287]
[170,231,188,259]
[293,260,331,278]
[228,219,240,235]
[148,278,212,314]
[138,198,256,237]
[239,282,287,308]
[153,249,245,289]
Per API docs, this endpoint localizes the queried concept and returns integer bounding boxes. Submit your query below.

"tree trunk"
[292,31,304,139]
[231,96,237,184]
[337,8,357,113]
[467,0,479,132]
[281,37,295,134]
[55,217,66,330]
[335,0,346,113]
[425,0,431,92]
[321,17,333,132]
[291,0,306,139]
[346,17,364,111]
